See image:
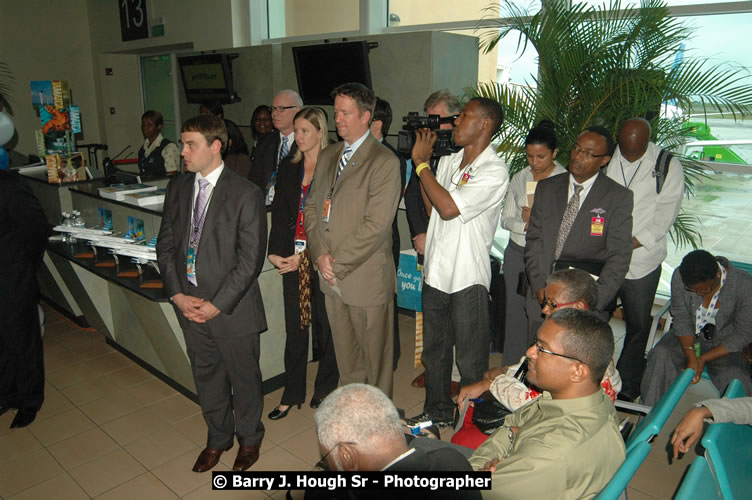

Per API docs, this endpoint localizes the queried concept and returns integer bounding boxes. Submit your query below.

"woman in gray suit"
[267,108,338,419]
[641,249,752,404]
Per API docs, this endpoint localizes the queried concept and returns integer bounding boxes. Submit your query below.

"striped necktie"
[278,136,289,164]
[555,183,583,259]
[337,147,353,179]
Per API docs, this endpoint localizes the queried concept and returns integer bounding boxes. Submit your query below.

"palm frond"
[669,210,703,249]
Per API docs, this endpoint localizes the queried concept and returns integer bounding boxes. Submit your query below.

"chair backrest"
[674,456,721,500]
[594,440,651,500]
[723,378,745,399]
[701,378,752,500]
[625,368,695,454]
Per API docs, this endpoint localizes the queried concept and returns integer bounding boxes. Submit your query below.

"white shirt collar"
[380,448,416,471]
[345,130,370,155]
[195,162,224,188]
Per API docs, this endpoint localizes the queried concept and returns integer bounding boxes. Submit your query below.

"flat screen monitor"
[178,53,236,104]
[293,41,372,105]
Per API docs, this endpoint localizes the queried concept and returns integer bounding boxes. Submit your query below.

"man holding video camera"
[409,97,508,427]
[403,90,461,261]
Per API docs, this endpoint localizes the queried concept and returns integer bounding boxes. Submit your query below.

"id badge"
[458,171,472,187]
[322,197,332,222]
[186,247,197,283]
[265,185,276,205]
[591,216,604,236]
[294,239,307,254]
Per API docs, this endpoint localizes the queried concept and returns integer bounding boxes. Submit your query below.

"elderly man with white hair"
[250,89,303,202]
[314,383,477,474]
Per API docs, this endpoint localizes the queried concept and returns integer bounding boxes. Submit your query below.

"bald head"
[618,118,651,162]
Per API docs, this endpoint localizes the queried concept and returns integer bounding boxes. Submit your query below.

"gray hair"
[424,90,461,115]
[276,89,303,108]
[546,268,599,310]
[315,384,403,451]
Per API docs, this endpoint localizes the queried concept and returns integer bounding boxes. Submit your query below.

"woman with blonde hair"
[267,107,338,419]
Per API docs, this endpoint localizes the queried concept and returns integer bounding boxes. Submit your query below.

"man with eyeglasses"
[249,89,302,203]
[641,250,752,406]
[524,126,633,340]
[311,383,481,499]
[606,117,685,402]
[454,269,621,449]
[468,308,625,499]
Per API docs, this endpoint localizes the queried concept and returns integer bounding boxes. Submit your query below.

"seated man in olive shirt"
[469,309,625,499]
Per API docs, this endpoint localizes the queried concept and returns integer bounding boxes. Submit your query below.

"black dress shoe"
[10,408,38,428]
[0,406,14,417]
[268,404,300,420]
[310,398,324,409]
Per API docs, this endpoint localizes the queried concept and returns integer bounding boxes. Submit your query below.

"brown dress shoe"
[411,372,425,388]
[192,447,228,473]
[232,445,260,471]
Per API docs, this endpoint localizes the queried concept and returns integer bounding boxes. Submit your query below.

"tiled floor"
[2,304,711,499]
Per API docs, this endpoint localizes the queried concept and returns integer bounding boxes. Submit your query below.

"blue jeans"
[421,284,490,420]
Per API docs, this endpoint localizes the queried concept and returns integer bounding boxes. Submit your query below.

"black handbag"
[471,361,531,434]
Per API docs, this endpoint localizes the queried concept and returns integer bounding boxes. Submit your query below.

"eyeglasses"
[685,275,719,296]
[533,336,582,363]
[271,105,297,113]
[315,441,357,471]
[571,144,609,160]
[540,297,580,310]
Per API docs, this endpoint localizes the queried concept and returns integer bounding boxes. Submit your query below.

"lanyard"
[695,263,727,334]
[620,159,643,190]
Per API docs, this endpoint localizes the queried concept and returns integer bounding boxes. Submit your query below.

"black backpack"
[653,149,673,194]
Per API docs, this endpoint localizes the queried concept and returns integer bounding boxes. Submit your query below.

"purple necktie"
[188,179,210,285]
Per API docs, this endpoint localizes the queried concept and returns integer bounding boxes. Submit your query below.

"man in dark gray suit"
[525,126,633,340]
[157,114,267,473]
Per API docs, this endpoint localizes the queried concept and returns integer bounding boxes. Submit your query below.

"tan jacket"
[304,134,401,307]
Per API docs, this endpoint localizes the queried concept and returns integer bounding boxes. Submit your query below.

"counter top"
[68,182,165,215]
[47,240,168,302]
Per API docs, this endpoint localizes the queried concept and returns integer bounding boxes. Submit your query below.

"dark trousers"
[280,271,339,406]
[0,298,44,410]
[615,266,662,397]
[183,324,264,449]
[502,241,529,364]
[422,284,490,420]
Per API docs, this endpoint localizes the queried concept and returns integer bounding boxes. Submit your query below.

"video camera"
[397,112,460,157]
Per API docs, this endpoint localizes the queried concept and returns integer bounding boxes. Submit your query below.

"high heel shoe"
[268,403,301,420]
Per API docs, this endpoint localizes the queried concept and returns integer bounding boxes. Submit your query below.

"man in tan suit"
[304,83,401,397]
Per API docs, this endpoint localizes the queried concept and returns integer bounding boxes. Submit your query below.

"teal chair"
[624,368,695,454]
[701,378,752,500]
[674,456,720,500]
[721,378,745,399]
[594,441,651,500]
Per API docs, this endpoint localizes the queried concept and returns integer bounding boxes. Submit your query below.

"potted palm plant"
[470,0,752,247]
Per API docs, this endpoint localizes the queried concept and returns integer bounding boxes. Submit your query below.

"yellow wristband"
[415,162,430,176]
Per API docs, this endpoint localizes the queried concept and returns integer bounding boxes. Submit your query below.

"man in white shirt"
[250,89,302,202]
[408,97,509,427]
[607,117,684,401]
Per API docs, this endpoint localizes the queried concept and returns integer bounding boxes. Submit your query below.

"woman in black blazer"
[267,107,338,419]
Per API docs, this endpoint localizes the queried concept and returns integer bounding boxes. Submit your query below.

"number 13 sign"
[119,0,149,41]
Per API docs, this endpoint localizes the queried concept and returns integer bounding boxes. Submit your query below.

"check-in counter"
[20,168,285,399]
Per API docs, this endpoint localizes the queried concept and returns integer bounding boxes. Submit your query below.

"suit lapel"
[332,136,375,197]
[575,172,608,226]
[328,142,346,195]
[179,173,196,250]
[198,168,229,244]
